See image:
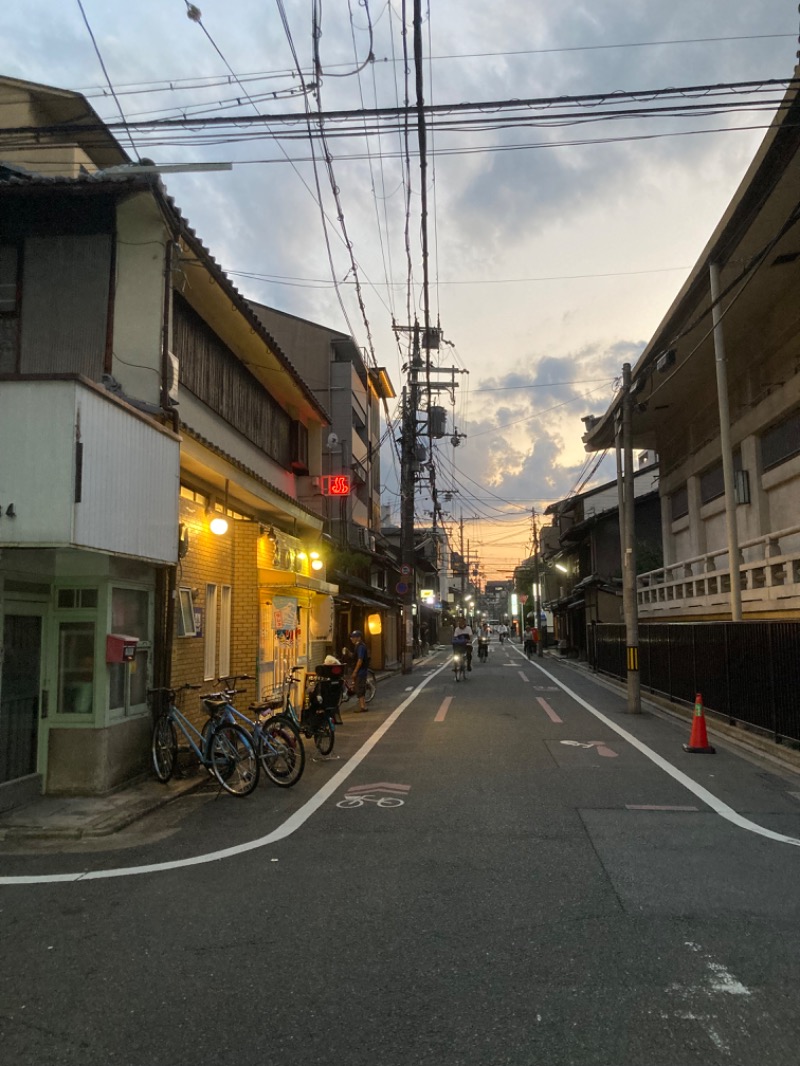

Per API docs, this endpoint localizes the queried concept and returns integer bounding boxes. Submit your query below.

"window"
[109,588,151,715]
[57,621,95,715]
[700,463,724,505]
[219,585,232,678]
[700,453,742,505]
[177,588,197,637]
[761,409,800,471]
[204,584,218,681]
[57,587,98,609]
[670,486,689,521]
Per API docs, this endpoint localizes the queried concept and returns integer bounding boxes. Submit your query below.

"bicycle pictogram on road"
[336,781,410,809]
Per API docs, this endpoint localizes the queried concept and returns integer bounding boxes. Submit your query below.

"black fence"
[588,621,800,744]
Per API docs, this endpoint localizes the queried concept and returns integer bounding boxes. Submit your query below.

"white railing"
[637,524,800,613]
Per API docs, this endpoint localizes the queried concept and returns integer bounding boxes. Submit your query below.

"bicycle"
[149,684,259,797]
[477,638,489,663]
[210,675,305,788]
[256,665,337,757]
[452,645,467,681]
[338,647,376,706]
[339,669,376,706]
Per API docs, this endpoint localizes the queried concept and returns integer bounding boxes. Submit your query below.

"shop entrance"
[0,609,44,784]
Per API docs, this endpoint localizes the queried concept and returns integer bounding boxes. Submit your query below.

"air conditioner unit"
[166,351,180,403]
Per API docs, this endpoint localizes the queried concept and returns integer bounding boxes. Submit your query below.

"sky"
[1,1,798,581]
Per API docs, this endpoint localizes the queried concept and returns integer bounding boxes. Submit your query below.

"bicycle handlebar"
[148,683,201,697]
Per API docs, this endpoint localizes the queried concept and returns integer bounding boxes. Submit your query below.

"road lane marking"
[626,805,699,811]
[537,697,563,723]
[0,662,452,885]
[345,782,410,794]
[529,659,800,849]
[435,696,453,722]
[518,671,529,683]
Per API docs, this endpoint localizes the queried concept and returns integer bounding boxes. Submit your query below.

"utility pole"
[459,512,466,597]
[709,262,743,621]
[533,509,544,657]
[399,326,421,674]
[617,363,641,714]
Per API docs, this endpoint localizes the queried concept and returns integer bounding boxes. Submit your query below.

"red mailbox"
[106,634,139,664]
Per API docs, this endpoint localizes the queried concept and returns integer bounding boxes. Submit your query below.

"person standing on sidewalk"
[349,630,370,712]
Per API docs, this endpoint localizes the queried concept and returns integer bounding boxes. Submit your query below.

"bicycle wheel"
[209,723,259,796]
[260,717,305,787]
[313,716,335,756]
[152,715,178,782]
[364,671,376,704]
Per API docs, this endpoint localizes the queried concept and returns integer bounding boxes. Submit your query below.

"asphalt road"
[3,642,800,1065]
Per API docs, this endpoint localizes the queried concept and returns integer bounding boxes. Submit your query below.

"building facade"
[0,77,336,802]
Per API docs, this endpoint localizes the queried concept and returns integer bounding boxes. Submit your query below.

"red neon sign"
[321,474,351,496]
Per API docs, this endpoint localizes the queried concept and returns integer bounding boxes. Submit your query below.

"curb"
[544,651,800,780]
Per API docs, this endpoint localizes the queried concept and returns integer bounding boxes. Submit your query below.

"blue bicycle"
[149,683,259,797]
[253,665,338,757]
[212,675,305,787]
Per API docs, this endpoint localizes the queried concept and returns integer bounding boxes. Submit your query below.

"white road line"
[518,671,529,683]
[0,662,451,886]
[530,659,800,848]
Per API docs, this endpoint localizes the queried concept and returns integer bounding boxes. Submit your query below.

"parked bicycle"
[255,664,338,757]
[210,675,305,788]
[149,683,259,797]
[338,647,376,706]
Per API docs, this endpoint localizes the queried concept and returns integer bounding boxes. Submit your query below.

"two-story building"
[583,72,800,624]
[0,76,337,802]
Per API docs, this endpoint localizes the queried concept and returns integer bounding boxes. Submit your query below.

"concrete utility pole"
[399,329,421,674]
[709,262,743,621]
[617,363,641,714]
[533,509,544,657]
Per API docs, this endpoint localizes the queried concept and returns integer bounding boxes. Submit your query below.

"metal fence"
[588,621,800,744]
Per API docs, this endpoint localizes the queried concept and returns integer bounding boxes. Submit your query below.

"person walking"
[349,630,371,712]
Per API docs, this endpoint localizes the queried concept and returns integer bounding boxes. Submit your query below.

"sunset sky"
[2,0,797,579]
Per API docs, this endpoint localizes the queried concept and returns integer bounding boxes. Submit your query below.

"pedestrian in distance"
[349,630,371,712]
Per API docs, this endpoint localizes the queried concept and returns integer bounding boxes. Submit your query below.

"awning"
[335,592,389,609]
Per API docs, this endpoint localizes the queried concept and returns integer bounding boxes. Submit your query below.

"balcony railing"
[637,523,800,615]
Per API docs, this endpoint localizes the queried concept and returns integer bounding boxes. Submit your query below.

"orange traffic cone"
[683,693,715,754]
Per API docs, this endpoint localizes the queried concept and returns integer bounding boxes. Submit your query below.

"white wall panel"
[0,380,179,563]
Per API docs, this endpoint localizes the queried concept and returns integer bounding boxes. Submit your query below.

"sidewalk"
[0,773,205,841]
[538,644,800,780]
[0,672,404,842]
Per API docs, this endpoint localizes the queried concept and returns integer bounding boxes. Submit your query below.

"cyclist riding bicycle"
[477,621,491,661]
[451,616,474,671]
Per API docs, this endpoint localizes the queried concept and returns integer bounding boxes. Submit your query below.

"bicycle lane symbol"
[337,782,410,809]
[560,740,618,758]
